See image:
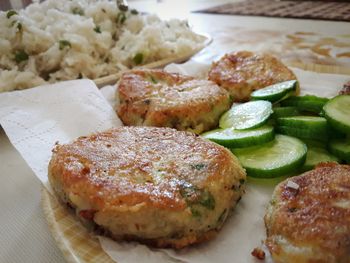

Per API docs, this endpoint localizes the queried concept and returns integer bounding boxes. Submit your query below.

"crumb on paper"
[251,247,265,260]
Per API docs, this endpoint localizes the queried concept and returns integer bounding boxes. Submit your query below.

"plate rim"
[41,187,115,263]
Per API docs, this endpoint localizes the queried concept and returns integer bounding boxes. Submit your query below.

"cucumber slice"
[301,146,340,172]
[272,106,300,118]
[276,116,328,130]
[202,125,274,148]
[250,80,298,103]
[281,95,329,114]
[231,134,307,178]
[323,95,350,134]
[219,100,273,130]
[328,138,350,163]
[276,116,329,141]
[276,126,328,141]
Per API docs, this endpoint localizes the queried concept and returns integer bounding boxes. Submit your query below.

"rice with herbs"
[0,0,206,92]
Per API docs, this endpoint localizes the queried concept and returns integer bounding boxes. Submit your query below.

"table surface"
[1,1,349,262]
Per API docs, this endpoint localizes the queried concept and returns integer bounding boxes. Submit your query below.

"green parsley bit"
[116,12,126,24]
[14,50,29,63]
[7,10,18,19]
[150,76,158,84]
[72,7,84,16]
[17,22,22,31]
[190,163,206,170]
[94,26,101,33]
[130,9,139,15]
[199,190,215,210]
[190,207,201,218]
[132,52,143,65]
[59,40,71,50]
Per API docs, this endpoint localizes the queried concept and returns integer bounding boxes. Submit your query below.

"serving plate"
[41,62,349,263]
[42,188,114,263]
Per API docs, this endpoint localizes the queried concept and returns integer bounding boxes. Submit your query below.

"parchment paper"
[0,62,348,263]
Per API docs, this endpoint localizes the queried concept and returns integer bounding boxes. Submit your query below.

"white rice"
[0,0,206,92]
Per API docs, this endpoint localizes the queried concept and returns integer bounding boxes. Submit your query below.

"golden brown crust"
[208,51,297,102]
[117,69,231,134]
[49,126,246,248]
[265,163,350,263]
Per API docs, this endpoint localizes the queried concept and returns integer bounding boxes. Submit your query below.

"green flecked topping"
[14,50,28,63]
[59,40,71,50]
[94,26,101,33]
[132,52,143,65]
[190,207,201,218]
[199,190,215,210]
[190,163,206,170]
[17,22,22,30]
[7,10,18,19]
[150,76,158,84]
[180,184,215,210]
[180,185,197,199]
[72,7,84,16]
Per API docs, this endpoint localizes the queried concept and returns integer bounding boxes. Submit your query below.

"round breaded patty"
[48,126,246,249]
[265,163,350,263]
[208,51,297,102]
[116,69,231,134]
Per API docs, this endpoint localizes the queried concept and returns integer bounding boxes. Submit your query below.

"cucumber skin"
[300,146,340,172]
[323,95,350,134]
[251,89,294,103]
[276,126,329,141]
[276,116,328,130]
[231,135,307,178]
[328,139,350,164]
[272,106,300,119]
[281,95,329,114]
[325,116,350,134]
[204,129,275,148]
[250,80,298,103]
[243,153,306,178]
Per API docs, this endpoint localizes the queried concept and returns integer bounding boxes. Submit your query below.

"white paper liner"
[0,62,348,263]
[0,79,122,191]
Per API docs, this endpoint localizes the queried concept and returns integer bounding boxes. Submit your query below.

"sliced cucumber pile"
[202,79,350,178]
[219,100,273,130]
[250,80,298,103]
[232,135,307,178]
[202,125,274,148]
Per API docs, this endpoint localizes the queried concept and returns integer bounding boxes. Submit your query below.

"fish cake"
[116,69,231,134]
[265,163,350,263]
[208,51,297,102]
[48,126,246,249]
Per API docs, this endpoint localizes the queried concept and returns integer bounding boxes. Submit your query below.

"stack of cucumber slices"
[202,80,350,178]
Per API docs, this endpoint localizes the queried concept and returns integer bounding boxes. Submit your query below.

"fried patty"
[208,51,297,102]
[116,69,231,134]
[265,163,350,263]
[48,126,246,249]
